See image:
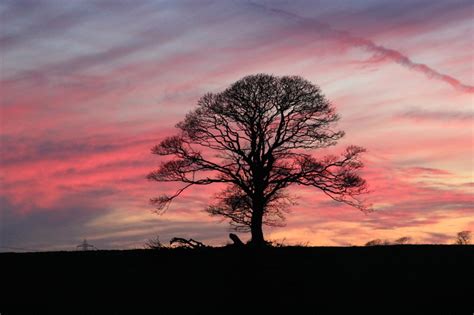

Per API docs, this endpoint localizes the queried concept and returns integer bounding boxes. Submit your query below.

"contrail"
[247,2,473,94]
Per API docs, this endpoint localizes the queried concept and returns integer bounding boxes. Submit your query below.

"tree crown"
[148,74,370,232]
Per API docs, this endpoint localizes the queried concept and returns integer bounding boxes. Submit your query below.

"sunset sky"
[1,0,473,251]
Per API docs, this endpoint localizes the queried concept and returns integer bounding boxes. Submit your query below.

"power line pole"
[76,239,97,251]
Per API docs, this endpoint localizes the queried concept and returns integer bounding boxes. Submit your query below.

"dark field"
[1,245,473,314]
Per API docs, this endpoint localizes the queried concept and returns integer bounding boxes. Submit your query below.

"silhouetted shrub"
[393,236,413,245]
[365,239,391,246]
[455,231,471,245]
[144,235,163,249]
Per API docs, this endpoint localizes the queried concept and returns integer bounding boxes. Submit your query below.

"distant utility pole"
[76,239,97,251]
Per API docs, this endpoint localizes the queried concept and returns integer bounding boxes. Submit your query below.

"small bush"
[144,236,163,250]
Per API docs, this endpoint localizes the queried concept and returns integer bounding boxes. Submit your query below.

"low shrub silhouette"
[455,230,471,245]
[144,235,164,250]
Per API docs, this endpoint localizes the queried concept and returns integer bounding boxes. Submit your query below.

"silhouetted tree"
[455,231,471,245]
[148,74,370,246]
[393,236,412,245]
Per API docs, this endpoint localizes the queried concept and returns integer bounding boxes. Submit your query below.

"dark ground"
[1,245,473,314]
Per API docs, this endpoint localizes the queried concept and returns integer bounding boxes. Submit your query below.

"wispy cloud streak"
[248,1,474,93]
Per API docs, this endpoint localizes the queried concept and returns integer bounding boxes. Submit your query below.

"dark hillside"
[1,245,473,314]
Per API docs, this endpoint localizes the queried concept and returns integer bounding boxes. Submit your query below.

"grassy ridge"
[1,245,473,313]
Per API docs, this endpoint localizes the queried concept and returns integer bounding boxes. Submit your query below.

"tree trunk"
[250,198,265,247]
